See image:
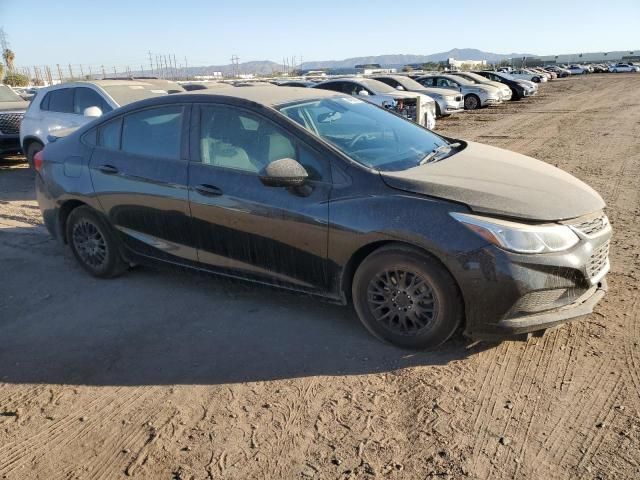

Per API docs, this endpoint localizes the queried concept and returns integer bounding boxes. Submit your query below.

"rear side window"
[121,106,183,160]
[98,118,122,150]
[47,88,74,113]
[74,87,113,115]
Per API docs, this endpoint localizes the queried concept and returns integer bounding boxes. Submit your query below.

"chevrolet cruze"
[34,87,611,349]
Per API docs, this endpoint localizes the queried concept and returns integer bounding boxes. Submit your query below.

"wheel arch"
[22,135,44,152]
[58,199,90,244]
[340,240,466,319]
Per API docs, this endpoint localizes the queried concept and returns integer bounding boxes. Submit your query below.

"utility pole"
[0,28,10,72]
[231,55,240,78]
[101,65,106,78]
[148,50,154,75]
[56,64,63,82]
[79,64,84,78]
[172,53,178,79]
[184,56,188,80]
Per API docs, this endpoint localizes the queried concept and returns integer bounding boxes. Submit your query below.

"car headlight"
[450,213,580,254]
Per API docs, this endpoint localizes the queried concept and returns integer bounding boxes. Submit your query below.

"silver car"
[313,77,436,128]
[372,74,464,117]
[449,72,512,101]
[415,74,502,110]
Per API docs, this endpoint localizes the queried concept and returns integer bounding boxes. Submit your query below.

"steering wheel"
[349,132,376,149]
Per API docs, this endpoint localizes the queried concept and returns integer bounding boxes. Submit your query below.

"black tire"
[26,141,43,168]
[464,94,480,110]
[352,245,463,350]
[66,206,127,278]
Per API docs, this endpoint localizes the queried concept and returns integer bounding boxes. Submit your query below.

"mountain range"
[172,48,534,77]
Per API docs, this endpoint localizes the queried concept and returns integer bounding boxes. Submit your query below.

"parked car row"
[29,78,611,350]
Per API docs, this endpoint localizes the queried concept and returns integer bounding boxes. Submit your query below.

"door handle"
[98,165,119,175]
[195,184,223,197]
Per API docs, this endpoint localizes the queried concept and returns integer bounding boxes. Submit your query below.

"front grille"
[510,287,587,315]
[587,241,610,279]
[0,112,24,135]
[566,212,609,236]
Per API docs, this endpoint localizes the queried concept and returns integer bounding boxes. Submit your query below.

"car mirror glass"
[358,90,369,96]
[83,106,103,118]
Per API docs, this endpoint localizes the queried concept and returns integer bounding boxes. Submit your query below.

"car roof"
[180,85,342,106]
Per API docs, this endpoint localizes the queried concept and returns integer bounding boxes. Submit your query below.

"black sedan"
[34,87,611,349]
[473,71,529,100]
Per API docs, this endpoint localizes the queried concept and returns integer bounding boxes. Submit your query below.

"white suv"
[20,79,184,165]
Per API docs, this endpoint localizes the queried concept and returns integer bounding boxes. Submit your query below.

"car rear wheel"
[66,206,127,278]
[352,245,463,349]
[464,94,480,110]
[26,141,43,168]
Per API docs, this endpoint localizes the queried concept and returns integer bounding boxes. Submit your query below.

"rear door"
[89,104,196,263]
[187,103,332,292]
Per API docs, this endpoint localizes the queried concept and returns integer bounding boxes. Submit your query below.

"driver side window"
[198,106,328,180]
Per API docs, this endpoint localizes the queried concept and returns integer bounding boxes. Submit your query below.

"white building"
[446,58,487,70]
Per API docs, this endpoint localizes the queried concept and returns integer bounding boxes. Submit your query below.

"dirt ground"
[1,74,639,480]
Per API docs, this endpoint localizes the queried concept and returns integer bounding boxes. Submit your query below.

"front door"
[89,104,196,263]
[187,104,332,292]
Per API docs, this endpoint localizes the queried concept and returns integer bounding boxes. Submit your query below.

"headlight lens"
[450,213,580,254]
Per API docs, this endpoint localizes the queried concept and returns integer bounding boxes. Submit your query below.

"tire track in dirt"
[0,387,158,477]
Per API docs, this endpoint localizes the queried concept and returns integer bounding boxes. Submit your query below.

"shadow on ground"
[0,239,491,386]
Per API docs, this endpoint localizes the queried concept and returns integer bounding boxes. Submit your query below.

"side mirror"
[358,90,369,96]
[395,85,405,91]
[83,106,103,118]
[259,158,308,187]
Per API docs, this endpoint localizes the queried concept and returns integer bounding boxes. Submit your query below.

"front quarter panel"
[327,168,490,297]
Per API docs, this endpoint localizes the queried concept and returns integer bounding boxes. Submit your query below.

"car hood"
[0,100,29,112]
[379,141,605,221]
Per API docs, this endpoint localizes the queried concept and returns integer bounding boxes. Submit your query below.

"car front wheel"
[66,206,127,278]
[464,94,481,110]
[352,245,463,349]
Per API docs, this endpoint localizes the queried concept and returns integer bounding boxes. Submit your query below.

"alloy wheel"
[366,269,439,335]
[72,220,108,268]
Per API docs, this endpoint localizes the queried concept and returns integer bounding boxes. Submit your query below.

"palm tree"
[3,49,15,71]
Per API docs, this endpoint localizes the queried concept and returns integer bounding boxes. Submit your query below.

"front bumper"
[481,96,502,106]
[453,221,611,340]
[469,280,607,339]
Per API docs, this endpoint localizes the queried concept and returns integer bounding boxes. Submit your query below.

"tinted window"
[74,87,112,114]
[199,106,327,180]
[317,82,344,93]
[48,88,74,113]
[98,118,122,150]
[40,92,51,110]
[417,77,435,87]
[121,106,183,160]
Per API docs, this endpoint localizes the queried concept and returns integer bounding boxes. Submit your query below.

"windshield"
[496,72,516,81]
[0,85,23,102]
[446,75,473,86]
[357,78,397,94]
[461,72,488,83]
[102,84,172,106]
[279,97,449,171]
[392,76,427,91]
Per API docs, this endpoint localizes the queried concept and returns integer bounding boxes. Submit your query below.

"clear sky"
[1,0,639,69]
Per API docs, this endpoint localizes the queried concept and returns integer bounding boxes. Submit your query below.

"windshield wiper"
[418,142,461,165]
